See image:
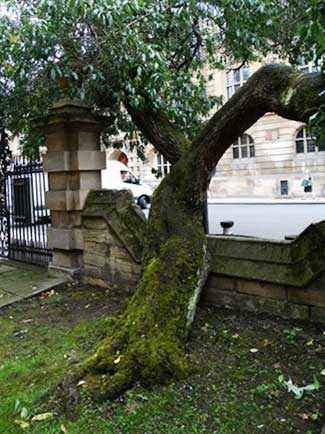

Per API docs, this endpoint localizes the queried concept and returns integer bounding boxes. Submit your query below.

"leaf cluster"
[0,0,320,151]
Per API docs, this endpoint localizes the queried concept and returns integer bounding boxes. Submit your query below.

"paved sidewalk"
[0,260,68,308]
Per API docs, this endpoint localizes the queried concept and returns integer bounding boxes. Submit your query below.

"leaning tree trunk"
[79,65,324,400]
[81,159,210,400]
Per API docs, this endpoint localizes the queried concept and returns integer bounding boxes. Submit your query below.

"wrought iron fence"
[0,128,11,258]
[0,128,52,266]
[6,155,52,265]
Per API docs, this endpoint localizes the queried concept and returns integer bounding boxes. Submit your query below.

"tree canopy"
[0,0,322,153]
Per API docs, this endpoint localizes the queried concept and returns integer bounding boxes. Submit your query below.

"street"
[207,200,325,240]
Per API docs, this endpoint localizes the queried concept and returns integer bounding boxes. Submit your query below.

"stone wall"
[202,222,325,324]
[80,190,325,323]
[82,190,146,291]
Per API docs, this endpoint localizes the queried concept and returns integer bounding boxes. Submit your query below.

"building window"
[156,153,171,176]
[280,180,288,196]
[297,56,319,73]
[119,138,146,180]
[226,66,250,99]
[232,134,255,159]
[295,127,325,154]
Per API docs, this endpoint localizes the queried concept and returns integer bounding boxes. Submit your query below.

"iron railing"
[6,155,52,265]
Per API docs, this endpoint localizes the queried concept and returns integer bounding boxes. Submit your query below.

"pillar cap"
[33,98,107,129]
[51,97,89,111]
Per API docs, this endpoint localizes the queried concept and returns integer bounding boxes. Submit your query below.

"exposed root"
[46,370,82,418]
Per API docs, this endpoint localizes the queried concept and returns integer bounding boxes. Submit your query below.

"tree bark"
[125,102,188,164]
[80,65,325,400]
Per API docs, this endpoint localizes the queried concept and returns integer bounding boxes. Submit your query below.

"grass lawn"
[0,283,323,433]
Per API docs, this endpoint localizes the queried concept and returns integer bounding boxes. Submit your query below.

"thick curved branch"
[182,64,325,199]
[125,102,188,165]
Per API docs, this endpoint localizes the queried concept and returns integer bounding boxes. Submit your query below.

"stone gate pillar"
[40,99,106,274]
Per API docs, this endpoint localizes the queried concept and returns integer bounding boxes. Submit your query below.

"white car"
[101,160,153,209]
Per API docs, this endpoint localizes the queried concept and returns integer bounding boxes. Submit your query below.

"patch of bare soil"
[0,283,126,326]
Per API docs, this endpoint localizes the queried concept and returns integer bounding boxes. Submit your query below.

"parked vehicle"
[101,161,153,209]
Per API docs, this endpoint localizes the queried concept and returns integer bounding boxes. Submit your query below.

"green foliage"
[296,0,325,143]
[283,328,299,343]
[0,0,319,152]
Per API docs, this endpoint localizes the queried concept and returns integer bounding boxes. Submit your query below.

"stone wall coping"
[208,220,325,287]
[208,234,290,244]
[82,190,147,263]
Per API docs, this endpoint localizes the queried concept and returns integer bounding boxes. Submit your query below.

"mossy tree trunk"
[81,65,325,399]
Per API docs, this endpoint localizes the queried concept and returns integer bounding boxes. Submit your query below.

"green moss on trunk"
[81,173,207,400]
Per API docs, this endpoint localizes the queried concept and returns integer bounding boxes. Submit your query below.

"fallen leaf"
[61,424,68,433]
[279,376,320,400]
[20,407,28,419]
[273,362,281,369]
[21,319,33,324]
[9,34,20,44]
[40,289,56,299]
[15,419,30,429]
[31,412,53,422]
[13,329,28,337]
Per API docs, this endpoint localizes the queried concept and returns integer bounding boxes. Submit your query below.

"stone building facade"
[108,60,325,200]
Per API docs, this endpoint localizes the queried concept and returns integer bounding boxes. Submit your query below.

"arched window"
[226,66,250,99]
[295,127,325,154]
[232,134,255,159]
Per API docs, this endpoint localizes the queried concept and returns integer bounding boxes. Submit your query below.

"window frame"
[295,127,324,154]
[124,138,145,179]
[232,134,255,160]
[156,152,171,177]
[226,66,250,99]
[297,56,320,74]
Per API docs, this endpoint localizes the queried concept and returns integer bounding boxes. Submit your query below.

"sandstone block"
[206,274,236,291]
[236,279,286,300]
[288,287,325,308]
[48,227,84,250]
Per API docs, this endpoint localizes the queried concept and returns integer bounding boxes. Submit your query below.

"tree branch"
[178,64,325,202]
[125,102,188,165]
